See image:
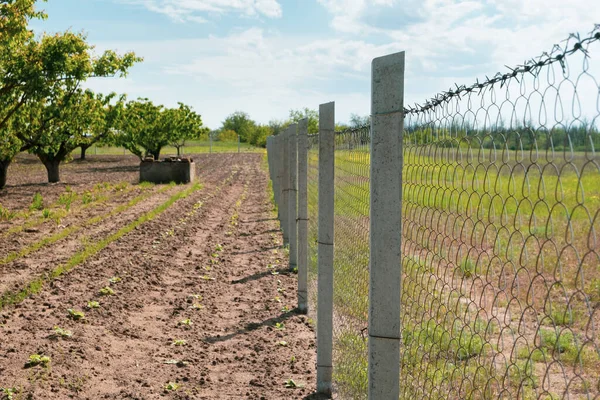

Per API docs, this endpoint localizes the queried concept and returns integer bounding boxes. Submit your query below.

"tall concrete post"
[368,51,404,400]
[288,123,298,272]
[317,101,335,396]
[297,119,309,313]
[274,135,283,227]
[281,129,290,244]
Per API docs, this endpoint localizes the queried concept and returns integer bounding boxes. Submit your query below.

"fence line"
[267,26,600,399]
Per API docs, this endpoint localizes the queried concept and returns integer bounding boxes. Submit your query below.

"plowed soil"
[0,154,321,399]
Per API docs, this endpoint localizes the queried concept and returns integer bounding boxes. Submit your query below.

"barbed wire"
[405,25,600,115]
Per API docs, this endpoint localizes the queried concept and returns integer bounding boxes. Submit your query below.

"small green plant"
[67,309,85,321]
[0,387,18,400]
[201,275,215,281]
[58,191,76,211]
[99,287,115,296]
[215,243,224,252]
[192,303,203,310]
[25,354,51,368]
[81,191,93,205]
[87,301,100,309]
[52,326,73,338]
[172,339,187,346]
[281,305,290,313]
[284,379,304,388]
[277,288,285,294]
[108,276,122,284]
[278,341,288,346]
[30,193,44,211]
[41,208,52,219]
[179,319,193,327]
[274,296,281,303]
[0,204,16,221]
[275,322,285,330]
[164,382,179,391]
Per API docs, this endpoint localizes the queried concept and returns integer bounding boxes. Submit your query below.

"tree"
[117,100,207,160]
[349,113,370,128]
[168,103,208,156]
[221,111,256,143]
[79,93,126,160]
[287,108,319,134]
[9,31,140,183]
[0,4,141,186]
[117,99,169,160]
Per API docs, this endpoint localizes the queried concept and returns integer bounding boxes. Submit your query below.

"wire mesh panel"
[400,29,600,399]
[331,127,371,399]
[308,134,320,322]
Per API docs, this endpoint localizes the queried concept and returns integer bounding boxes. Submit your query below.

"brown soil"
[0,154,323,399]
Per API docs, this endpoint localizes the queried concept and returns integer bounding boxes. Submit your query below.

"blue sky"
[31,0,598,129]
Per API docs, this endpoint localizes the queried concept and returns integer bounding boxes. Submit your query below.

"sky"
[30,0,599,130]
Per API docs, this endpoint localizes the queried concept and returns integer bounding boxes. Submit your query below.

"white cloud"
[120,0,282,23]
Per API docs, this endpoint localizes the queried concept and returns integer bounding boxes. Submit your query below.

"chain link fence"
[269,26,600,399]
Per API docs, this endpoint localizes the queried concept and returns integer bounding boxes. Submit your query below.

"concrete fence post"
[288,123,298,272]
[281,129,290,244]
[297,119,309,313]
[368,51,404,400]
[274,134,284,228]
[317,101,335,396]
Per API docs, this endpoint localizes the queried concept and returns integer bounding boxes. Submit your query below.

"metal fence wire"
[291,26,600,400]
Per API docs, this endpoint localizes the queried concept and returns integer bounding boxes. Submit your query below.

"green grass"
[0,182,202,310]
[305,143,600,399]
[78,140,262,156]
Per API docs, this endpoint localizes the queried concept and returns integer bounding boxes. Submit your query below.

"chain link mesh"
[301,27,600,399]
[400,29,600,399]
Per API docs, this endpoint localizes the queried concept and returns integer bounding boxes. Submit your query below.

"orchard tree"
[168,103,209,156]
[117,99,168,160]
[79,92,126,160]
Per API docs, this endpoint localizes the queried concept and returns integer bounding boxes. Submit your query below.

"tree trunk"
[176,146,181,157]
[80,145,90,160]
[43,160,61,183]
[151,149,161,160]
[0,159,10,189]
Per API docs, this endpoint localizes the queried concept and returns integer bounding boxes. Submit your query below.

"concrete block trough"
[140,157,196,184]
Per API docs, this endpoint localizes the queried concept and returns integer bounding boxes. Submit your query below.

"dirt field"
[0,154,321,399]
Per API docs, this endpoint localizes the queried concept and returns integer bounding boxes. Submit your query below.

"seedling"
[67,309,85,321]
[164,382,179,391]
[42,209,52,219]
[99,287,115,296]
[271,271,279,276]
[52,326,73,338]
[215,243,224,252]
[87,301,100,309]
[274,296,281,303]
[281,306,290,313]
[25,354,51,368]
[108,276,122,284]
[0,205,16,221]
[30,193,44,211]
[179,319,193,327]
[278,341,288,346]
[284,379,304,389]
[82,191,93,205]
[192,303,203,310]
[275,322,285,330]
[0,387,18,400]
[172,339,187,346]
[201,275,215,281]
[277,288,285,294]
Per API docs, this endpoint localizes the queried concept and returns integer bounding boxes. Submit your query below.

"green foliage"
[286,108,319,134]
[87,301,100,309]
[0,204,16,221]
[0,386,18,400]
[67,308,85,320]
[41,208,51,219]
[164,382,179,391]
[218,129,238,142]
[221,111,256,143]
[25,354,51,368]
[99,287,114,296]
[58,190,76,211]
[116,99,206,159]
[29,192,44,211]
[52,326,73,338]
